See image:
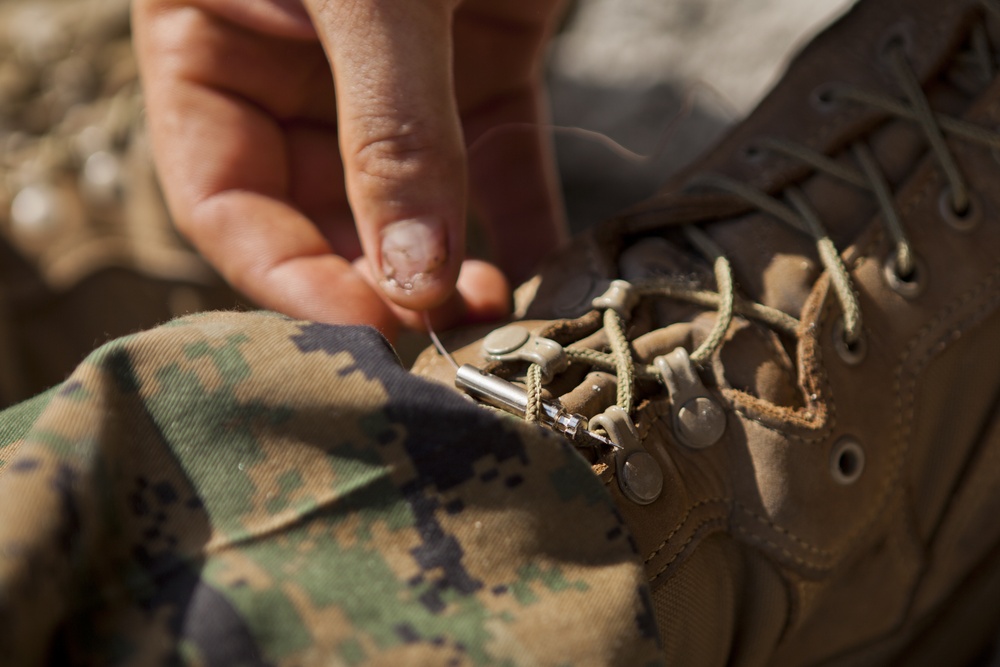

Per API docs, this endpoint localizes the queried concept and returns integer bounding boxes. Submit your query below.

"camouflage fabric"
[0,4,663,660]
[0,310,663,666]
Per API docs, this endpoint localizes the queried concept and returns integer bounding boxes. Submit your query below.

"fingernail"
[380,216,448,293]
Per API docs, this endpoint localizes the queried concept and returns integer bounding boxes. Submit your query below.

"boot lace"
[469,3,1000,453]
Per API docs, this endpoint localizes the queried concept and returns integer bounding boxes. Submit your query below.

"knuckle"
[354,125,430,173]
[349,117,458,183]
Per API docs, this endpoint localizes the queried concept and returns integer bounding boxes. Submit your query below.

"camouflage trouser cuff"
[0,310,662,666]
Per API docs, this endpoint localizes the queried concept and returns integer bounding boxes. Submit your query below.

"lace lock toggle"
[482,324,568,383]
[655,347,727,450]
[590,406,663,505]
[591,279,639,317]
[455,364,621,452]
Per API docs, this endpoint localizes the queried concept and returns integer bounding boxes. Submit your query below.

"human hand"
[133,0,568,339]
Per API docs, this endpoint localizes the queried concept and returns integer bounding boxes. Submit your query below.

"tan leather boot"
[414,0,1000,664]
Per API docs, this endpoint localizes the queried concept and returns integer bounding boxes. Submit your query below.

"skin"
[133,0,568,340]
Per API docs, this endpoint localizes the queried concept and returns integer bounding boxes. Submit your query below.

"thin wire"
[466,83,726,168]
[424,312,458,371]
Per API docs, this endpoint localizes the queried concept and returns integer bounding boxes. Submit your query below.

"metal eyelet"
[655,348,727,450]
[938,187,981,233]
[810,83,844,113]
[482,325,568,383]
[877,20,915,67]
[741,144,767,163]
[830,436,865,485]
[590,406,663,506]
[832,319,867,366]
[883,251,927,299]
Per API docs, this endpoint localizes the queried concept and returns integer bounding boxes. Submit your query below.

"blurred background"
[549,0,853,231]
[0,0,854,407]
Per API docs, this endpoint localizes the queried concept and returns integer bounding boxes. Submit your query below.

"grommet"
[590,406,663,505]
[621,452,663,505]
[655,347,726,449]
[482,324,568,383]
[832,318,867,366]
[830,436,865,485]
[883,251,926,299]
[741,143,767,163]
[877,20,914,66]
[483,325,529,356]
[592,279,638,317]
[810,83,844,113]
[938,187,980,233]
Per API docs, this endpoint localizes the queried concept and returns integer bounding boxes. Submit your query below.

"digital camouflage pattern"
[0,1,662,662]
[0,310,663,666]
[5,0,1000,664]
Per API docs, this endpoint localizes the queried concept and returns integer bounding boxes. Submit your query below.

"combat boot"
[413,0,1000,664]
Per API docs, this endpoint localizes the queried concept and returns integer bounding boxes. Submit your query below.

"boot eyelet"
[741,144,767,163]
[938,187,981,232]
[833,319,867,366]
[883,252,926,299]
[810,83,844,113]
[830,436,865,485]
[877,20,915,66]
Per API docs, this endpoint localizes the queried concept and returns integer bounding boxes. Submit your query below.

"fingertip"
[454,259,511,324]
[375,215,463,311]
[379,258,510,332]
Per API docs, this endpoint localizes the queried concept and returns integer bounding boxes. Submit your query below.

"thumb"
[304,0,465,311]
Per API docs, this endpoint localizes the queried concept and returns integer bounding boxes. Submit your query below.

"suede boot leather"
[413,0,1000,663]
